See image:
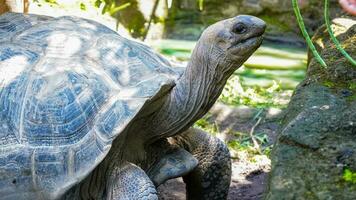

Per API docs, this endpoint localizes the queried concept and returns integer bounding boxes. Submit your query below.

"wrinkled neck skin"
[148,41,243,143]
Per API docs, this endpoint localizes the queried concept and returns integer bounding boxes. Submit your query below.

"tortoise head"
[193,15,265,71]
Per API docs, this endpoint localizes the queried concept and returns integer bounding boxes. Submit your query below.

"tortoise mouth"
[239,36,263,47]
[228,35,263,56]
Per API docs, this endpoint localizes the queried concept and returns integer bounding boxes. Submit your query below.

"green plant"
[219,76,289,108]
[194,116,219,135]
[262,145,272,157]
[227,129,271,155]
[33,0,58,6]
[45,0,57,4]
[292,0,326,67]
[228,140,246,151]
[292,0,356,67]
[198,0,204,10]
[349,82,356,90]
[323,81,334,88]
[324,0,355,66]
[343,168,356,184]
[94,0,131,15]
[80,2,86,10]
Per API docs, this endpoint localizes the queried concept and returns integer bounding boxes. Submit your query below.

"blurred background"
[0,0,350,199]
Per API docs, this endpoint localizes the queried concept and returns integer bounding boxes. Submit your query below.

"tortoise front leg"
[106,162,158,200]
[171,128,232,200]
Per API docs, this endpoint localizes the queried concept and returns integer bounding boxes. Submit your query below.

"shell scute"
[33,148,69,195]
[0,13,52,43]
[73,135,104,173]
[23,68,110,145]
[0,148,34,197]
[96,99,144,139]
[87,35,178,89]
[0,120,18,145]
[0,45,40,145]
[0,14,32,42]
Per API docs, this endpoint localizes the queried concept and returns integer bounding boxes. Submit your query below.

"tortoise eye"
[232,23,247,34]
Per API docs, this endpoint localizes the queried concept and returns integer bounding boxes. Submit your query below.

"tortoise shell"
[0,12,179,199]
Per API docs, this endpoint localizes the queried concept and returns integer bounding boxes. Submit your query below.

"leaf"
[44,0,57,4]
[80,2,86,11]
[109,2,131,15]
[102,4,108,14]
[292,0,326,67]
[94,0,102,8]
[198,0,204,10]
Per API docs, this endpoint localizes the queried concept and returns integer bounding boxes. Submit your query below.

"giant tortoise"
[0,12,265,199]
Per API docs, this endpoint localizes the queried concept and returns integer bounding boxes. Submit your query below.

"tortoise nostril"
[232,22,247,34]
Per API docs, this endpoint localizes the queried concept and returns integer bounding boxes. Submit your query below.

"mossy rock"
[265,17,356,199]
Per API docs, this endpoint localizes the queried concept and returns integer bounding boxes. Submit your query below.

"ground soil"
[158,103,282,200]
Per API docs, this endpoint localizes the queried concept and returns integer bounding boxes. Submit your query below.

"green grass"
[349,82,356,90]
[194,116,219,136]
[194,114,273,158]
[219,75,292,108]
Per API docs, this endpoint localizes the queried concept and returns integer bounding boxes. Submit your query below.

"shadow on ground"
[158,168,269,200]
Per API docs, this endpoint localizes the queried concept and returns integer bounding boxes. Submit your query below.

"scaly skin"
[171,128,232,200]
[106,163,158,200]
[61,162,158,200]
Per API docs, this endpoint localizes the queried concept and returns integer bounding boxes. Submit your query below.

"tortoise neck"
[148,43,233,141]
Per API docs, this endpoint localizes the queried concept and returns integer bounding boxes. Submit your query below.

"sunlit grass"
[219,75,293,108]
[194,116,219,136]
[194,115,273,158]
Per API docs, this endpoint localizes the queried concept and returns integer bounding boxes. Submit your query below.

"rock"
[265,17,356,199]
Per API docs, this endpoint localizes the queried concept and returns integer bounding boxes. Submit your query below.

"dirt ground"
[158,103,282,200]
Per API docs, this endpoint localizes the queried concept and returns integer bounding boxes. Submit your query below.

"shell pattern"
[0,12,179,199]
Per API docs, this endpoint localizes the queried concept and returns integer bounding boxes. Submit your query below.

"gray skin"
[62,15,265,199]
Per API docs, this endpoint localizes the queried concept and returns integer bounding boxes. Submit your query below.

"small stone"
[320,105,330,110]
